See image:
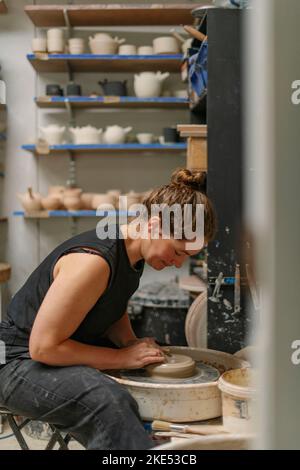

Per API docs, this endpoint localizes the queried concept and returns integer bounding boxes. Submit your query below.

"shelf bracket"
[63,8,74,81]
[66,151,77,189]
[65,100,75,127]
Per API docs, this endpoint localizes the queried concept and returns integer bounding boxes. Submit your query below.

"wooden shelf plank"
[35,96,189,109]
[0,1,7,15]
[13,210,136,218]
[27,53,183,73]
[24,3,210,27]
[22,143,187,155]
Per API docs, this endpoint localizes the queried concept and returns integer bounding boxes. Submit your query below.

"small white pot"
[68,38,85,54]
[153,36,180,54]
[136,133,154,144]
[32,37,47,53]
[137,46,154,55]
[118,44,137,55]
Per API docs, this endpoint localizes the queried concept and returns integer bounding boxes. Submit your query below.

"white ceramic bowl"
[136,133,154,144]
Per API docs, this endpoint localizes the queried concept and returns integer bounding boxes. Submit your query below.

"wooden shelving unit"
[24,3,209,27]
[0,1,7,15]
[27,53,183,74]
[22,143,187,156]
[36,96,189,110]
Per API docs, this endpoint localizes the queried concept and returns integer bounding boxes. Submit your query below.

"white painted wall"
[0,0,192,297]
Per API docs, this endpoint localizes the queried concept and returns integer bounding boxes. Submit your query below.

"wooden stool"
[0,407,72,450]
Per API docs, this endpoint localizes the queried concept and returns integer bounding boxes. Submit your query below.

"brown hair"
[142,168,217,243]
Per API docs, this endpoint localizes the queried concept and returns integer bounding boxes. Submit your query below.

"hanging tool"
[233,263,241,314]
[209,272,223,302]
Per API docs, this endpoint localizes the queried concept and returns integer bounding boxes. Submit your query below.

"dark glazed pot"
[163,127,179,143]
[98,79,127,96]
[66,82,82,96]
[46,84,64,96]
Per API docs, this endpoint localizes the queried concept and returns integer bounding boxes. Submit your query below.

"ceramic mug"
[136,133,154,144]
[118,44,137,55]
[137,46,154,55]
[32,37,47,53]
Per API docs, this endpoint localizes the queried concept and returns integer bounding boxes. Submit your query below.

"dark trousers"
[0,358,153,450]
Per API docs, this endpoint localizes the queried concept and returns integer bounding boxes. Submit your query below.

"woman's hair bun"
[171,168,206,189]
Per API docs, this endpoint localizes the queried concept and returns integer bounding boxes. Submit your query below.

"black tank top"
[0,225,144,363]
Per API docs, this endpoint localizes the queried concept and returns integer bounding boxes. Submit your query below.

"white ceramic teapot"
[69,125,103,145]
[134,71,170,98]
[40,125,65,145]
[89,34,125,54]
[103,125,132,145]
[17,187,42,212]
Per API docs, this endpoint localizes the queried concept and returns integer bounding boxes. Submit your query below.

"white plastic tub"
[218,368,256,434]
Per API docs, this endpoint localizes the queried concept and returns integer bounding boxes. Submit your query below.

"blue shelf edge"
[21,143,187,152]
[13,210,137,218]
[35,96,188,104]
[28,53,183,60]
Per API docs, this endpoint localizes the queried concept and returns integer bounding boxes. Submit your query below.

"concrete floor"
[0,419,84,450]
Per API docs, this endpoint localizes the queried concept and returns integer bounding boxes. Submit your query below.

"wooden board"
[24,3,211,27]
[27,54,183,73]
[177,124,207,137]
[36,96,189,110]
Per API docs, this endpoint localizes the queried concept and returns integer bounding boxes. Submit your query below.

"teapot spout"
[157,72,170,82]
[124,126,132,134]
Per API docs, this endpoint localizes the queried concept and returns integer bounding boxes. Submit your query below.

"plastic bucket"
[218,368,256,434]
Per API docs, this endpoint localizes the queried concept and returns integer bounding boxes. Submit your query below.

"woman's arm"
[104,311,137,347]
[29,253,164,370]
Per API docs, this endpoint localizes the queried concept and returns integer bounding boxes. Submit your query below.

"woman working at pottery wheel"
[0,168,216,450]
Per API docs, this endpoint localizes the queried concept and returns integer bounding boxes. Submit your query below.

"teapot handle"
[27,187,34,199]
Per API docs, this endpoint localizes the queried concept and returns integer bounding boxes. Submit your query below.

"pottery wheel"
[120,360,220,385]
[146,354,196,379]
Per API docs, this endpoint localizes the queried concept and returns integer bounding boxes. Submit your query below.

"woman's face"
[141,236,203,271]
